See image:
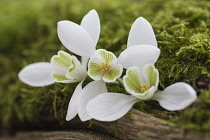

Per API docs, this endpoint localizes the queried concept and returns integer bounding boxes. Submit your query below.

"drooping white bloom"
[123,65,159,101]
[86,17,197,122]
[18,9,102,122]
[57,10,105,121]
[51,51,86,83]
[79,17,160,121]
[18,50,86,86]
[87,64,197,122]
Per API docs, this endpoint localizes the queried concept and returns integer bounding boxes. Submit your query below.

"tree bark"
[2,109,210,140]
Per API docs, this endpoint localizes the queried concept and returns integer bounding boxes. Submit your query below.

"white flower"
[76,49,124,121]
[18,9,102,122]
[86,64,197,122]
[51,51,86,83]
[123,65,159,101]
[57,9,105,122]
[88,49,123,82]
[77,17,160,121]
[86,17,197,122]
[18,50,86,86]
[80,16,159,120]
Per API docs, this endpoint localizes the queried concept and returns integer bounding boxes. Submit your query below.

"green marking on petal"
[146,65,158,87]
[136,91,149,98]
[52,51,72,69]
[68,60,75,73]
[99,50,114,63]
[124,69,142,93]
[52,74,69,81]
[89,62,102,76]
[104,68,121,81]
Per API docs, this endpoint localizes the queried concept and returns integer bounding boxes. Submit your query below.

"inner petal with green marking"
[123,67,149,93]
[88,49,123,82]
[51,51,86,83]
[51,51,72,70]
[123,65,159,100]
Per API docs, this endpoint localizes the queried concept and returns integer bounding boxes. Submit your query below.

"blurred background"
[0,0,210,136]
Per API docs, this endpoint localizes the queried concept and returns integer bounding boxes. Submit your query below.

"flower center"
[101,62,110,72]
[140,84,149,93]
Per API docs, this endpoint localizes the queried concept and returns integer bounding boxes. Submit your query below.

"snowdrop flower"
[77,17,160,121]
[51,51,86,83]
[76,48,123,122]
[86,17,197,121]
[73,17,158,120]
[77,48,124,121]
[86,64,197,121]
[18,10,101,121]
[88,49,123,82]
[18,50,86,86]
[57,10,105,121]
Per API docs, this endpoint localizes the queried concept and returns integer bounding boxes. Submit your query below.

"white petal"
[51,51,72,72]
[77,80,107,121]
[66,81,83,121]
[80,9,100,48]
[88,57,104,81]
[152,82,197,111]
[94,49,117,64]
[130,86,156,101]
[118,45,160,69]
[141,64,159,90]
[58,20,95,57]
[18,62,55,87]
[81,56,89,71]
[127,17,157,48]
[87,93,139,122]
[65,56,86,82]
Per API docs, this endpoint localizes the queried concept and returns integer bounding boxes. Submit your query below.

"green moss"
[0,0,210,134]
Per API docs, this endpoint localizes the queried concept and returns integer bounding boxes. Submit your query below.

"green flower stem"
[117,78,124,87]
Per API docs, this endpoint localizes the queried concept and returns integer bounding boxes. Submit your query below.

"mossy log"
[3,109,210,140]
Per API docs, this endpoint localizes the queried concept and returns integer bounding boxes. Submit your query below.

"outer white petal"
[87,93,139,122]
[77,80,107,121]
[57,20,95,57]
[152,82,197,111]
[118,45,160,69]
[18,62,55,87]
[127,17,157,48]
[80,9,100,48]
[81,56,89,71]
[66,81,83,121]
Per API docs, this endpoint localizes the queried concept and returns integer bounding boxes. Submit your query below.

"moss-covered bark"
[0,0,210,134]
